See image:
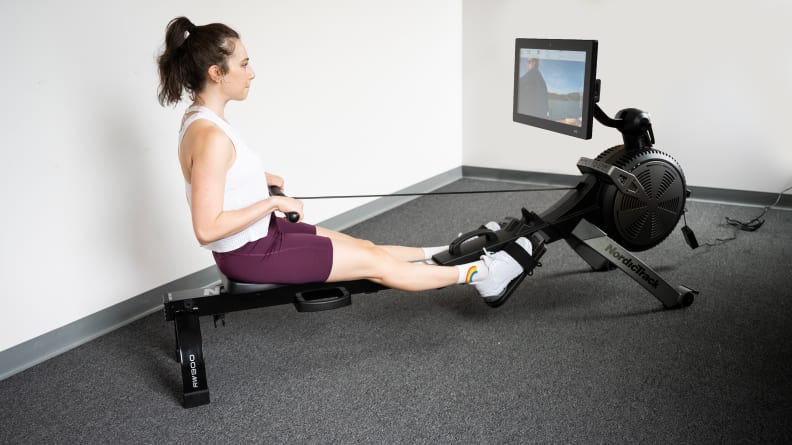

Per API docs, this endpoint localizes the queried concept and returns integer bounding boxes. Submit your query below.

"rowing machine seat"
[219,273,282,294]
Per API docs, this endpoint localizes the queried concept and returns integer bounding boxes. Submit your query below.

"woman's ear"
[207,65,223,83]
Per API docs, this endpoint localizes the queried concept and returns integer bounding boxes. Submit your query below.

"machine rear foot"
[669,285,697,309]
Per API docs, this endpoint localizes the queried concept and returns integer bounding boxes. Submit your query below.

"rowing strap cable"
[293,186,578,200]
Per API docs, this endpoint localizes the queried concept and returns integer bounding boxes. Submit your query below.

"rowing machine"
[163,51,698,406]
[163,127,696,407]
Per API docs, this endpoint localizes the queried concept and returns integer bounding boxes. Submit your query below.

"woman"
[156,17,532,300]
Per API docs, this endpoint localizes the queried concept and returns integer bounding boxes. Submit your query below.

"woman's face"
[220,39,256,100]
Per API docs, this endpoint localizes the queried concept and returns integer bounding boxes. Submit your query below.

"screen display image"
[513,39,597,139]
[517,49,586,126]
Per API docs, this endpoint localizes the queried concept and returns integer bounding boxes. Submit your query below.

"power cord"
[724,184,792,231]
[685,184,792,248]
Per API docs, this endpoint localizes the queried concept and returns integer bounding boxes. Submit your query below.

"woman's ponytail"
[157,17,195,106]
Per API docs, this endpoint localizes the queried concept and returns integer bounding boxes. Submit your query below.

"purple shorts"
[212,216,333,284]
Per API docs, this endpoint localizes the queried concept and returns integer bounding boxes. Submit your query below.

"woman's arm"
[187,126,303,245]
[265,172,284,189]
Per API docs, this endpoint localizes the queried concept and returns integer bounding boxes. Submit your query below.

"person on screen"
[518,58,549,118]
[156,17,536,302]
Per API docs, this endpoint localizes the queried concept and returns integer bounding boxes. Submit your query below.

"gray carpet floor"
[1,178,790,444]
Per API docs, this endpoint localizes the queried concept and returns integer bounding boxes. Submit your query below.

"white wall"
[463,0,792,194]
[0,1,462,352]
[5,0,788,356]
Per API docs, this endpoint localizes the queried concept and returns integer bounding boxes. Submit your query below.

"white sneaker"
[483,221,501,231]
[457,221,501,242]
[473,237,532,298]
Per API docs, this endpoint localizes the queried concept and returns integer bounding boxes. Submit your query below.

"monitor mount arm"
[592,79,655,152]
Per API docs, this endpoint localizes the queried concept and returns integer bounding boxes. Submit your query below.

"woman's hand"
[271,195,304,222]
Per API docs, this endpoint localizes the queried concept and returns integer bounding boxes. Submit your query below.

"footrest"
[484,235,546,308]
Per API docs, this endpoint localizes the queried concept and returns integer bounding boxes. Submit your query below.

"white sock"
[456,260,489,284]
[421,246,447,259]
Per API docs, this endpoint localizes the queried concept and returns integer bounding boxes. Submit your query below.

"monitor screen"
[513,38,598,139]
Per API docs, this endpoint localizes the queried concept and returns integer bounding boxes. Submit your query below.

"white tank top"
[179,106,271,252]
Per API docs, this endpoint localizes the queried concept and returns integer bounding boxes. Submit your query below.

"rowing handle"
[268,186,300,223]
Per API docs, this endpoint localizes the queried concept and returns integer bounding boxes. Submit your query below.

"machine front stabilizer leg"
[570,219,696,309]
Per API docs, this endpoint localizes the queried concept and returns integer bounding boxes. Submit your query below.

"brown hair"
[157,17,240,106]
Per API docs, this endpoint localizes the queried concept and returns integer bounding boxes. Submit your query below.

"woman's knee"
[329,240,393,281]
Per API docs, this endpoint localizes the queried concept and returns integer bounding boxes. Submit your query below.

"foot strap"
[484,234,546,308]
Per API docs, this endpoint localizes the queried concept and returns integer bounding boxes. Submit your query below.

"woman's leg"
[306,219,531,298]
[325,235,459,291]
[316,226,428,262]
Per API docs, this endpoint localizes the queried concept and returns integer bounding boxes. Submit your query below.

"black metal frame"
[163,278,386,408]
